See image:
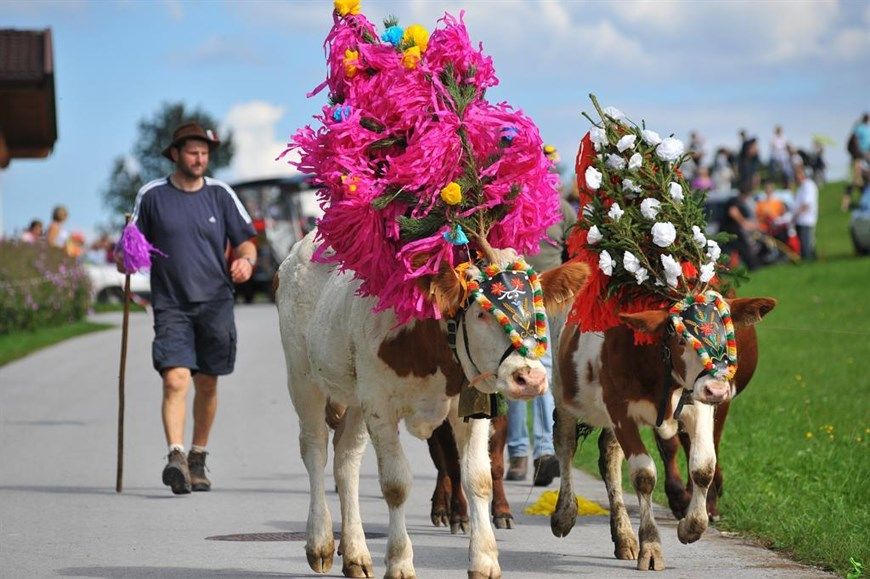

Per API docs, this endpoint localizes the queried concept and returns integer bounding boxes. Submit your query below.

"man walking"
[794,164,819,261]
[118,122,256,494]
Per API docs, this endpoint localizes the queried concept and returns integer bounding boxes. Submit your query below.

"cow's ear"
[619,310,670,334]
[727,297,777,327]
[420,260,465,318]
[539,261,590,315]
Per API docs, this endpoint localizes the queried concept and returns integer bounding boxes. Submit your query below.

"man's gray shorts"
[152,299,237,376]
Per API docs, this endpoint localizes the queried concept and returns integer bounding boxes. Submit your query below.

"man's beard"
[178,163,206,179]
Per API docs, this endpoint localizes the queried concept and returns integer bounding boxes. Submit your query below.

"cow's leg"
[426,420,454,528]
[654,431,691,519]
[676,404,715,544]
[449,412,501,579]
[613,424,664,571]
[489,415,513,529]
[333,406,374,578]
[598,427,639,561]
[426,420,468,533]
[550,406,579,537]
[365,412,416,579]
[707,400,731,522]
[290,381,335,573]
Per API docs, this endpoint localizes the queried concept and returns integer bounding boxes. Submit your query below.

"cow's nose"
[508,367,548,400]
[700,381,731,404]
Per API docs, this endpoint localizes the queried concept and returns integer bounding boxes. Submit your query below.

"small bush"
[0,241,92,334]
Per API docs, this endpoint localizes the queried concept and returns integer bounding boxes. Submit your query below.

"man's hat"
[162,121,220,161]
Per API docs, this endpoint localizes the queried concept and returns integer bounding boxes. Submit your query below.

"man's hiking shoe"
[187,450,211,492]
[533,454,560,487]
[162,449,191,495]
[505,456,528,481]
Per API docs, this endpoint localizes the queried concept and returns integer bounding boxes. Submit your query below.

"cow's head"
[620,294,776,405]
[423,249,589,401]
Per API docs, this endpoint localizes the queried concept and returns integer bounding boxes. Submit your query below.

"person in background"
[737,137,761,193]
[711,148,735,192]
[844,113,870,211]
[20,219,43,243]
[721,181,760,270]
[116,121,257,495]
[691,166,713,192]
[769,125,791,188]
[809,138,826,186]
[506,145,576,486]
[755,180,786,235]
[794,164,819,261]
[46,205,69,249]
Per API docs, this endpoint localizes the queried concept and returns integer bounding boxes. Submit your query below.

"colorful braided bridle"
[668,290,737,381]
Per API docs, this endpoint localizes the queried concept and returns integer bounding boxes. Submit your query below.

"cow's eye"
[476,311,486,320]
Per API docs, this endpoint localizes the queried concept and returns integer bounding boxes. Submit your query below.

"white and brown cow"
[549,298,775,571]
[276,231,587,578]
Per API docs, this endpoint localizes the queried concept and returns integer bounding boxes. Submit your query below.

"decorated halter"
[668,290,737,381]
[465,258,548,359]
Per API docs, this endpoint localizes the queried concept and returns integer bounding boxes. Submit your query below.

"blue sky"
[2,0,868,239]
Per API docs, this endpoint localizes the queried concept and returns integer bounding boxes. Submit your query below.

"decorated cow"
[548,96,776,571]
[276,4,587,577]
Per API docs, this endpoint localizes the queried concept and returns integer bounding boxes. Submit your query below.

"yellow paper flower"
[344,49,359,78]
[401,46,421,69]
[524,490,608,516]
[334,0,360,16]
[402,24,430,52]
[440,181,462,205]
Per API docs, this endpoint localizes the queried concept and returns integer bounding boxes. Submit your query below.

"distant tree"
[102,102,234,227]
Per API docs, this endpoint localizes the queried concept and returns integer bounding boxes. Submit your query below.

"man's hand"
[115,251,127,274]
[230,256,254,283]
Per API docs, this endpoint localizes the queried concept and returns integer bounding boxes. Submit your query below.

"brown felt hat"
[162,121,220,161]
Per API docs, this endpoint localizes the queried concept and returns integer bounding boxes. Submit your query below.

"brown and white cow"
[276,231,587,578]
[549,298,775,571]
[654,323,758,522]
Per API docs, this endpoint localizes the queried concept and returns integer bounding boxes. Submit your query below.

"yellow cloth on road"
[523,490,608,516]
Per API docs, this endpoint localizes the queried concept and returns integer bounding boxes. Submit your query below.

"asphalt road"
[0,304,831,578]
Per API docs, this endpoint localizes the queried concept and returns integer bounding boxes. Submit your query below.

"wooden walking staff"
[116,214,132,493]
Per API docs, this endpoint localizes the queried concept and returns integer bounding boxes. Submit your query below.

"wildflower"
[344,49,360,78]
[381,25,404,47]
[651,222,677,248]
[402,24,429,52]
[616,134,636,152]
[587,225,603,245]
[598,250,614,276]
[656,137,685,162]
[692,225,706,248]
[608,203,624,221]
[668,181,684,203]
[628,152,642,170]
[440,181,462,205]
[660,254,682,287]
[699,262,716,283]
[401,46,421,69]
[585,166,603,190]
[805,432,813,439]
[334,0,361,16]
[623,251,641,274]
[589,126,607,151]
[640,198,661,219]
[641,129,662,146]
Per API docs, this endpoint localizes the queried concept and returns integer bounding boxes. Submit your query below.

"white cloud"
[223,101,299,181]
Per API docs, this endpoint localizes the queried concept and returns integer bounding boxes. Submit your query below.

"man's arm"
[229,239,257,283]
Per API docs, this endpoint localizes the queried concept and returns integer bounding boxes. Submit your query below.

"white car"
[84,262,151,304]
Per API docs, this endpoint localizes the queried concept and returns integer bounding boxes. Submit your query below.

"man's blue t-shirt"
[131,176,256,307]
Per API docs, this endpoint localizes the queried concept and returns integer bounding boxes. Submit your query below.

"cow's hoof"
[468,571,502,579]
[677,515,707,544]
[450,518,469,534]
[636,542,665,571]
[343,560,374,578]
[493,514,514,529]
[614,535,639,560]
[550,509,576,537]
[383,570,415,579]
[431,509,449,527]
[306,542,335,573]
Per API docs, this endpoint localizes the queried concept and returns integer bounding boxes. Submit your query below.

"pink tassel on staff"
[118,222,165,273]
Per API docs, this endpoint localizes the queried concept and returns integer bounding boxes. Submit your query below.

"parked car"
[850,187,870,256]
[84,261,151,304]
[230,176,323,302]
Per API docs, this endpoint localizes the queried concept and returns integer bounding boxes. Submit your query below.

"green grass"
[0,321,114,367]
[92,302,146,314]
[573,182,869,576]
